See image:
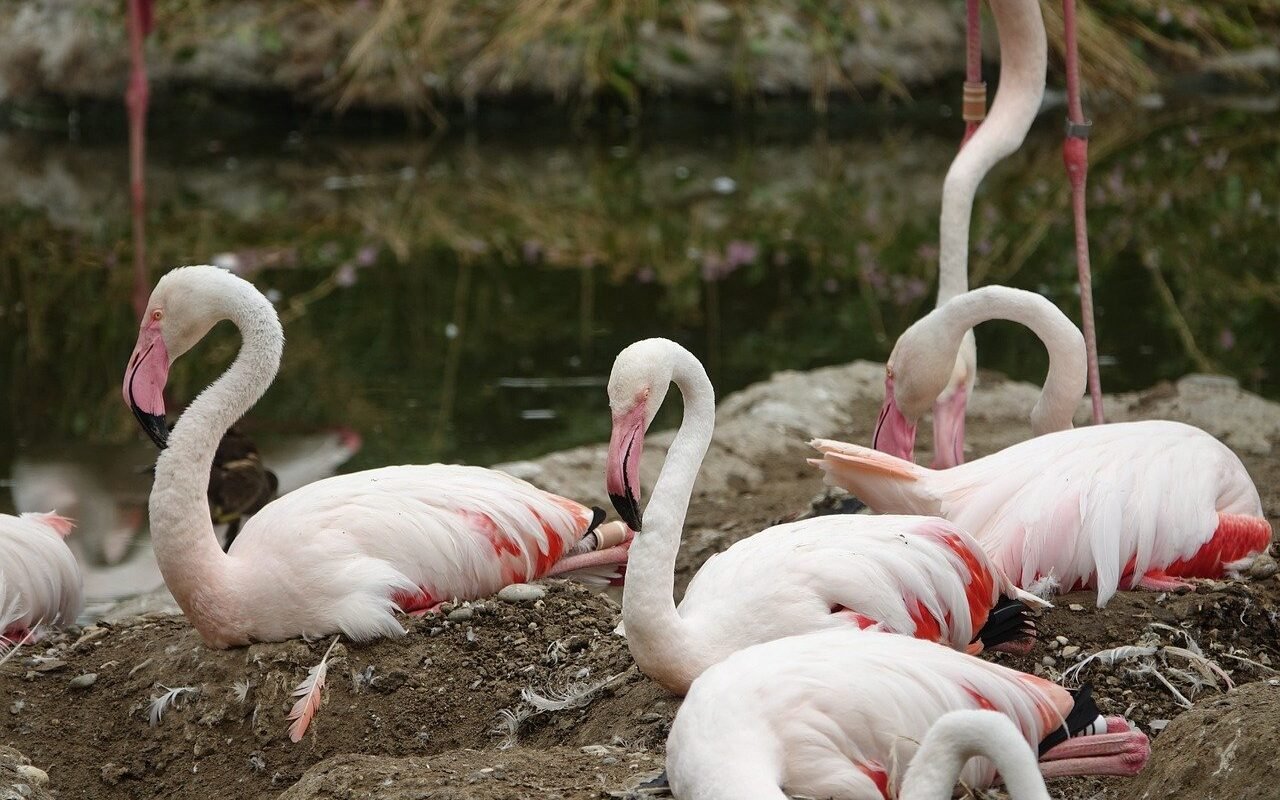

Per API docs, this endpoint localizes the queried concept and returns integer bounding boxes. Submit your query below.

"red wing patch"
[1163,513,1272,578]
[856,762,890,799]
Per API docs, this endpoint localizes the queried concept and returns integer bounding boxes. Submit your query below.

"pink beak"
[606,402,646,531]
[123,321,171,448]
[871,374,917,463]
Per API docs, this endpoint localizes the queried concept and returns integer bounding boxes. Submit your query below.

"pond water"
[1,96,1278,597]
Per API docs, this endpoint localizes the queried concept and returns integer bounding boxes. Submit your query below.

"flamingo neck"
[940,287,1086,435]
[899,711,1050,800]
[149,284,283,645]
[938,0,1047,303]
[622,348,718,694]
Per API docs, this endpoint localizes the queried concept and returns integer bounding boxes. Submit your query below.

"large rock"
[1121,680,1280,800]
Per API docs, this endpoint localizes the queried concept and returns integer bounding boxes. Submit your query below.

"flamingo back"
[0,512,84,637]
[669,629,1069,800]
[928,421,1266,605]
[675,515,1019,655]
[227,465,594,616]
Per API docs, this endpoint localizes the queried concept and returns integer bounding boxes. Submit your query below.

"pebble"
[32,659,67,673]
[15,766,48,786]
[1061,645,1081,658]
[1068,604,1085,612]
[1055,636,1069,645]
[68,673,98,689]
[447,608,474,623]
[1149,719,1170,732]
[1041,656,1057,667]
[497,584,546,604]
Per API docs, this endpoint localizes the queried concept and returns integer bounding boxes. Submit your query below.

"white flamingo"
[605,338,1046,695]
[0,512,83,648]
[121,265,631,657]
[813,290,1271,607]
[926,0,1048,468]
[665,628,1149,799]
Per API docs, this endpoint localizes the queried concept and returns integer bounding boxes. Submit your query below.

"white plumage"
[812,420,1271,606]
[667,629,1148,800]
[0,512,83,644]
[125,266,629,650]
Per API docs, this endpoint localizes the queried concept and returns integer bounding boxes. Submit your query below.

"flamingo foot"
[1133,571,1196,592]
[988,636,1037,656]
[1038,724,1150,778]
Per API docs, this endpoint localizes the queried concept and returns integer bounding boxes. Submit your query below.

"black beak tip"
[131,405,170,450]
[609,491,642,533]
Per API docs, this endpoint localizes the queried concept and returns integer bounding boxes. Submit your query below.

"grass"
[131,0,1280,121]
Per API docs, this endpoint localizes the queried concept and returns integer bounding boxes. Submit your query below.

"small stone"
[447,608,474,623]
[1055,636,1069,645]
[1061,646,1081,658]
[9,699,24,715]
[1149,719,1170,732]
[15,766,48,787]
[581,745,610,756]
[32,659,67,673]
[1068,604,1085,612]
[497,584,546,604]
[68,673,98,689]
[1041,656,1057,667]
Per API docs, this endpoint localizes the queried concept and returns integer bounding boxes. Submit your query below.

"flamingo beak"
[606,402,646,532]
[930,385,968,469]
[871,375,917,463]
[123,322,171,449]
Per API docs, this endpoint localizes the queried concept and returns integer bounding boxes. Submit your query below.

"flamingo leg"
[1061,0,1104,424]
[961,0,985,147]
[1132,570,1196,592]
[126,0,152,317]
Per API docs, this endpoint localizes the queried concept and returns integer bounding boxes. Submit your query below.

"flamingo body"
[667,629,1148,800]
[0,512,83,645]
[125,266,630,649]
[813,420,1271,606]
[673,514,1037,660]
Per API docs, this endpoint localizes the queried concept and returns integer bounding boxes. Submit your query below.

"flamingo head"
[122,266,234,448]
[605,340,675,532]
[874,319,974,466]
[872,369,919,463]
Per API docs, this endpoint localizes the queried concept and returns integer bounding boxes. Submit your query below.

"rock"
[1122,681,1280,800]
[1061,646,1080,658]
[67,673,97,689]
[1041,656,1056,667]
[0,747,53,800]
[447,607,474,623]
[1068,604,1086,612]
[497,584,546,604]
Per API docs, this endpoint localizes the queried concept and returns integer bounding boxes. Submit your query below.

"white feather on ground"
[287,637,340,742]
[148,686,197,726]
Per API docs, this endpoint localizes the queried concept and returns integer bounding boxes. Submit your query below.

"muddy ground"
[2,363,1279,799]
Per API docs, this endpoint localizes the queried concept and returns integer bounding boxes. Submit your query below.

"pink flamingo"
[121,265,631,654]
[0,512,83,649]
[929,0,1048,468]
[665,628,1148,799]
[605,339,1046,696]
[813,292,1271,607]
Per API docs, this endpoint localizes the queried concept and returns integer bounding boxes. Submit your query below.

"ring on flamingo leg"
[960,0,985,147]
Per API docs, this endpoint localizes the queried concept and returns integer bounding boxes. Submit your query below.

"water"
[2,97,1278,591]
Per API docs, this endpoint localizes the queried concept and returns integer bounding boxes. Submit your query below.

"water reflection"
[1,101,1278,609]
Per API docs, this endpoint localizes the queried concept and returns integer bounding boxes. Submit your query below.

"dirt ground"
[3,374,1279,799]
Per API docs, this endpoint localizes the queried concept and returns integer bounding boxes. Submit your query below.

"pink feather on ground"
[286,638,339,743]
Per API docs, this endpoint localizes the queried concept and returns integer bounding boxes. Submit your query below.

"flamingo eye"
[151,308,164,322]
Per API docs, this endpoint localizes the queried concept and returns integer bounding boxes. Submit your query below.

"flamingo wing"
[0,513,84,637]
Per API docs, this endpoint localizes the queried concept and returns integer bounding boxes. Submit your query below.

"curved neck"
[900,713,1050,800]
[938,0,1047,302]
[936,287,1085,434]
[149,287,283,636]
[621,349,718,693]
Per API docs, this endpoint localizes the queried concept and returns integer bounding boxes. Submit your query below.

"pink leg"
[1133,570,1196,592]
[544,542,631,578]
[960,0,985,148]
[1061,0,1104,425]
[1039,725,1149,778]
[126,0,152,317]
[988,637,1037,656]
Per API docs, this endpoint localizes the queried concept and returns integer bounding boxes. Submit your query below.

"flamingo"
[874,286,1085,462]
[605,338,1046,696]
[811,293,1271,606]
[121,265,632,653]
[928,0,1048,468]
[665,628,1149,799]
[897,711,1051,800]
[0,512,83,649]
